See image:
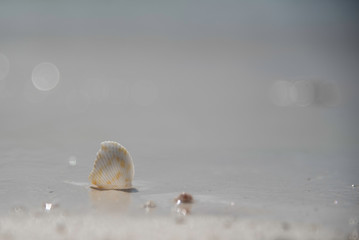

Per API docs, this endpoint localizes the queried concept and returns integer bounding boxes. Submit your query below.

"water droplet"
[333,200,338,205]
[230,202,235,206]
[69,156,77,166]
[45,203,52,211]
[32,62,60,91]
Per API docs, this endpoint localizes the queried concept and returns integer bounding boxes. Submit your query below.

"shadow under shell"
[90,186,138,193]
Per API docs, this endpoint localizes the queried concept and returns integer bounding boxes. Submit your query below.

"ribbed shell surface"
[89,141,134,189]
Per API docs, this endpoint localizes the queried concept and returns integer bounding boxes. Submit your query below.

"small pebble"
[174,192,193,204]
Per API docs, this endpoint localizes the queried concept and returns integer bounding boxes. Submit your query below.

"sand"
[1,2,359,238]
[0,142,358,239]
[0,211,347,240]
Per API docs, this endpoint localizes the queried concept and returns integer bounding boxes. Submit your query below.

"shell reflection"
[175,203,192,216]
[89,189,131,213]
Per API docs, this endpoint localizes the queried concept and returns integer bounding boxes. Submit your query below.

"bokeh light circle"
[316,81,341,107]
[31,62,60,91]
[290,80,315,107]
[269,80,293,107]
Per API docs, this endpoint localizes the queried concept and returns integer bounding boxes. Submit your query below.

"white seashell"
[89,141,134,189]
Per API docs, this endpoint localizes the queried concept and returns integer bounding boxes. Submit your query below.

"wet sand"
[0,141,358,239]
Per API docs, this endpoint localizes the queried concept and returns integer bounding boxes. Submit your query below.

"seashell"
[89,141,134,189]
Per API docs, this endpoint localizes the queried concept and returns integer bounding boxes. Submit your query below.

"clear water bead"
[45,203,52,211]
[69,156,77,166]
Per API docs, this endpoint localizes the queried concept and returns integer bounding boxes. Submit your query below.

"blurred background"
[1,1,358,154]
[1,1,359,153]
[0,1,359,234]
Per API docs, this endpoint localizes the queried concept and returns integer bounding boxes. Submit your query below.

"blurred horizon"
[1,1,359,153]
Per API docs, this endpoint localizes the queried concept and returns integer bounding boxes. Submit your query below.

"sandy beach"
[1,1,359,239]
[0,140,358,239]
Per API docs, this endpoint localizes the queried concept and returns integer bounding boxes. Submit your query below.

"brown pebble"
[174,192,193,204]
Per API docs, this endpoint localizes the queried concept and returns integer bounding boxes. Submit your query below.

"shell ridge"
[101,143,113,187]
[101,148,111,185]
[89,141,134,189]
[107,155,117,186]
[88,148,102,183]
[104,153,111,184]
[110,146,119,186]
